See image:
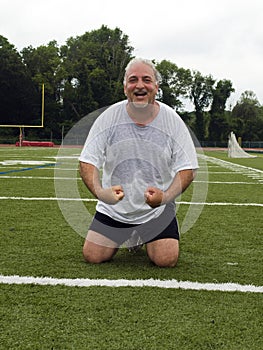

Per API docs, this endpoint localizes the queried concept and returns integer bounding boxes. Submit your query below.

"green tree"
[21,41,63,138]
[189,70,215,140]
[231,90,263,140]
[0,35,39,126]
[209,79,235,141]
[156,60,192,110]
[60,25,133,123]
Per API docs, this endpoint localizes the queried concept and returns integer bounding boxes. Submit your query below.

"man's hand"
[144,170,196,208]
[79,162,124,205]
[144,187,164,208]
[97,185,124,205]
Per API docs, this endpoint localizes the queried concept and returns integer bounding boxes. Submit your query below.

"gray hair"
[123,57,161,85]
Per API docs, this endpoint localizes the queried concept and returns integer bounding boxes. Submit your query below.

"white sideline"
[0,275,262,293]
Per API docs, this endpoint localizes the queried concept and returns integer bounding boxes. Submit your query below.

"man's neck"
[126,101,159,126]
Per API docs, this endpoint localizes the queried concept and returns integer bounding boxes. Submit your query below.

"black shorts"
[89,203,179,247]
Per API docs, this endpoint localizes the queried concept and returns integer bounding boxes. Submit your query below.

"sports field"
[0,146,262,349]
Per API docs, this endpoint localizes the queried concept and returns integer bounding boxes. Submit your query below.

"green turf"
[0,146,262,349]
[0,285,262,350]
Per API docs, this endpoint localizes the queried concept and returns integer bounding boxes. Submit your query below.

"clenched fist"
[144,187,164,208]
[97,185,125,205]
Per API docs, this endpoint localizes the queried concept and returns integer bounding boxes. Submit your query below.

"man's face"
[124,63,159,107]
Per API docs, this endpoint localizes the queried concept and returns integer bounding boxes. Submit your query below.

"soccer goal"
[228,131,256,158]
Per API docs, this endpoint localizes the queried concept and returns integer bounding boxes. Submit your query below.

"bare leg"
[83,230,118,264]
[146,239,179,267]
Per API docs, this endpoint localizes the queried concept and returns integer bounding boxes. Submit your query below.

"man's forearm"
[79,162,124,204]
[79,162,101,198]
[163,169,196,204]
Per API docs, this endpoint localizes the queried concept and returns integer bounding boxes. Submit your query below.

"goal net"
[228,132,256,158]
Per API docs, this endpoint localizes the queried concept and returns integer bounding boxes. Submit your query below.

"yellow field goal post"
[0,84,45,146]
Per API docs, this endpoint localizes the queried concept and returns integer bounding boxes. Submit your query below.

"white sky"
[1,0,263,110]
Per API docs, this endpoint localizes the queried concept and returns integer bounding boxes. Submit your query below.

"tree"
[231,90,263,140]
[189,70,215,140]
[156,60,192,110]
[60,25,133,123]
[0,35,39,126]
[21,41,63,138]
[209,79,235,141]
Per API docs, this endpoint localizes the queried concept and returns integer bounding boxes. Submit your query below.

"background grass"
[0,147,262,349]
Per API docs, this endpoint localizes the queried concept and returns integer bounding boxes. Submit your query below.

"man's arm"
[79,162,124,205]
[144,169,196,208]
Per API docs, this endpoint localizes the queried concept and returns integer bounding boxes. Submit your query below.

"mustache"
[134,89,147,95]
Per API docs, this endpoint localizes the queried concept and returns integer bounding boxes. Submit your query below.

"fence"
[1,137,263,149]
[199,141,263,148]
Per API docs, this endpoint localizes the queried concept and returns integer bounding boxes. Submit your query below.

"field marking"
[202,155,263,183]
[0,196,262,207]
[0,196,97,202]
[194,180,259,184]
[177,201,263,207]
[0,163,56,175]
[0,176,82,180]
[0,167,76,171]
[0,176,260,185]
[0,275,262,293]
[198,171,240,174]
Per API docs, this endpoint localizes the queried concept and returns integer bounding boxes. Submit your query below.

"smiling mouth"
[134,91,147,97]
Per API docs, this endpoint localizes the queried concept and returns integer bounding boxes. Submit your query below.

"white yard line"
[0,196,262,206]
[194,181,258,184]
[0,274,262,293]
[0,176,81,180]
[0,176,260,185]
[202,155,263,183]
[177,201,263,207]
[0,196,98,201]
[198,171,238,174]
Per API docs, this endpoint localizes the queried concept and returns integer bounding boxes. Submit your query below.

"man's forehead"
[126,63,155,78]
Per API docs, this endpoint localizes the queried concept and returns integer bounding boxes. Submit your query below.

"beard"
[133,101,149,109]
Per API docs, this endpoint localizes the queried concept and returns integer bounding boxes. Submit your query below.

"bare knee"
[83,240,117,264]
[83,249,107,264]
[146,239,179,268]
[150,255,178,268]
[83,230,118,264]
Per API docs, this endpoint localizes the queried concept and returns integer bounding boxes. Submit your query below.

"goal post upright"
[41,83,44,127]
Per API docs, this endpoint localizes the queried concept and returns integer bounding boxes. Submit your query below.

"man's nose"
[135,79,144,88]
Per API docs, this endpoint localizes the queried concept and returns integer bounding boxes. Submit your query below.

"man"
[79,58,198,267]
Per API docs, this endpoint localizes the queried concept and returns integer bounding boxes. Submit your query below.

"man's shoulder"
[157,101,184,125]
[106,100,126,112]
[93,100,126,125]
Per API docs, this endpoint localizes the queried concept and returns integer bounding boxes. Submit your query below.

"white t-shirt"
[79,100,198,224]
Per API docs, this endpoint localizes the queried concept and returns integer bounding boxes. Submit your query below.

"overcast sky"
[1,0,263,110]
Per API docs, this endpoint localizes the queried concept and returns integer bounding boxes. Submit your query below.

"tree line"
[0,25,262,143]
